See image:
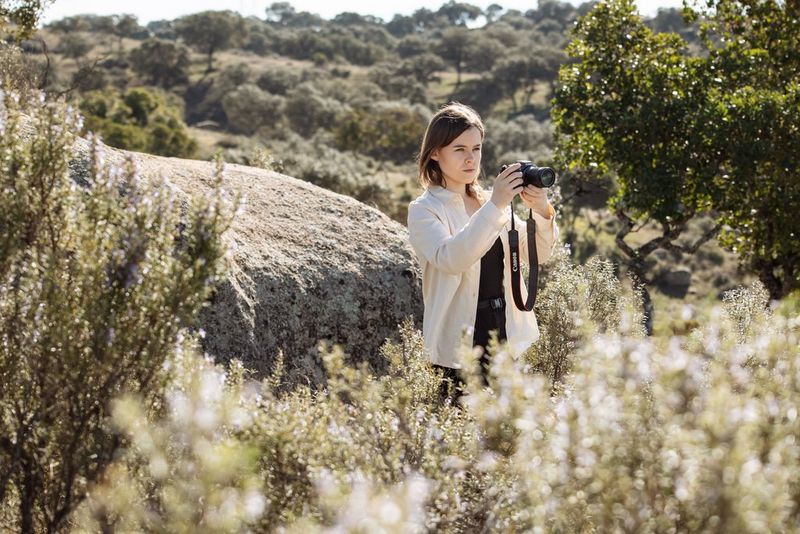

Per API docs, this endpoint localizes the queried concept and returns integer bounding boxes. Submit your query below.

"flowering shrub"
[72,283,800,533]
[0,88,236,532]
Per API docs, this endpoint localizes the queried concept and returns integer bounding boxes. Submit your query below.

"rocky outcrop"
[69,141,423,386]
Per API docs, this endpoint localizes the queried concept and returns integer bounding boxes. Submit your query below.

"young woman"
[407,102,558,400]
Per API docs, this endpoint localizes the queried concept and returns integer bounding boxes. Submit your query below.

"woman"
[407,102,558,400]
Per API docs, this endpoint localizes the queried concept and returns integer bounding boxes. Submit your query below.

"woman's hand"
[520,184,552,218]
[490,162,523,209]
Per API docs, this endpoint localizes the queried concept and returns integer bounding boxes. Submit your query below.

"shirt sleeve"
[408,199,509,275]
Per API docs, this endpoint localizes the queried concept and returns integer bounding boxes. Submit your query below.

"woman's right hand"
[490,162,524,209]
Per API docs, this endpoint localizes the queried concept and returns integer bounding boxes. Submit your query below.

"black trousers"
[433,305,507,401]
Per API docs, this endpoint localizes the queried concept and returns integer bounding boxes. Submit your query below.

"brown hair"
[417,102,485,199]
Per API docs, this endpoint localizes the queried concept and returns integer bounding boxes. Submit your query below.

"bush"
[482,114,555,175]
[0,88,236,532]
[332,101,430,164]
[63,261,800,532]
[284,83,348,138]
[80,87,197,157]
[0,42,44,93]
[270,133,393,212]
[221,84,286,135]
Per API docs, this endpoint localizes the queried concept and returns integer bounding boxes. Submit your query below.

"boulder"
[69,140,423,386]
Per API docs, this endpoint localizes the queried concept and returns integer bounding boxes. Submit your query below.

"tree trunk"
[206,46,215,73]
[757,258,797,301]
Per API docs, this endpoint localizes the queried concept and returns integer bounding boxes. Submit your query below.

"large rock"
[69,140,423,386]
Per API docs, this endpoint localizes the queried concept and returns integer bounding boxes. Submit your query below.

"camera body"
[503,160,556,188]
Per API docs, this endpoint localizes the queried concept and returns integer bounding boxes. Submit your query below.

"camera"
[502,160,556,189]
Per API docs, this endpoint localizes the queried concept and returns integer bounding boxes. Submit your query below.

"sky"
[40,0,685,25]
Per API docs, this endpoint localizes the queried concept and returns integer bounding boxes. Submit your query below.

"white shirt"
[407,185,558,368]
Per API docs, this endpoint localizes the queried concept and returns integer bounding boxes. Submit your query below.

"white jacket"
[407,185,558,368]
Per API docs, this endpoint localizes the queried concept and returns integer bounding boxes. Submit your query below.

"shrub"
[80,87,197,157]
[65,272,800,532]
[332,101,430,164]
[284,83,348,138]
[221,84,285,135]
[0,88,236,532]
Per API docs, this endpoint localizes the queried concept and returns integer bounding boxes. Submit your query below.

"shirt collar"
[428,185,460,203]
[428,185,487,204]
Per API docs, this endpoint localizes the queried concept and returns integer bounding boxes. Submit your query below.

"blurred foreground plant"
[0,88,236,532]
[62,268,800,532]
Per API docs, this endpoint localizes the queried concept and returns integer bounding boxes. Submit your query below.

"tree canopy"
[553,0,800,304]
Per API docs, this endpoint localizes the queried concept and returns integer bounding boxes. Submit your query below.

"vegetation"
[0,90,236,532]
[79,87,197,157]
[1,0,798,526]
[553,0,800,330]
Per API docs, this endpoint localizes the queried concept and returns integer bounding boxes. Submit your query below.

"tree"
[57,32,93,61]
[690,0,800,299]
[486,3,504,23]
[0,0,48,39]
[284,83,347,137]
[398,53,445,86]
[0,91,235,533]
[175,10,246,72]
[436,1,483,26]
[333,101,429,163]
[129,39,190,88]
[435,27,471,89]
[464,34,504,72]
[553,0,800,329]
[553,0,719,332]
[110,14,141,53]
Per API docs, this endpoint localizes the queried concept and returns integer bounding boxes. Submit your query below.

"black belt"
[477,296,505,311]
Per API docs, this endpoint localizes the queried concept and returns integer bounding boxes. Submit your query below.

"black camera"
[502,160,556,189]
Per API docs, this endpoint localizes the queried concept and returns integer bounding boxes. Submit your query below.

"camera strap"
[508,207,539,311]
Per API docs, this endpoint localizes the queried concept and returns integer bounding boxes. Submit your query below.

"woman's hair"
[417,102,485,199]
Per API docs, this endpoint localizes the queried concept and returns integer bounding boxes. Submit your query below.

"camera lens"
[539,168,556,188]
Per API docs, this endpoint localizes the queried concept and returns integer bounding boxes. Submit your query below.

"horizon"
[40,0,685,26]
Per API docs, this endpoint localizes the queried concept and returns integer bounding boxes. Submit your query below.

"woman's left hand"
[520,185,551,218]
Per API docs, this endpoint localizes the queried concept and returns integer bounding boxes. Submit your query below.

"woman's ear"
[430,149,440,162]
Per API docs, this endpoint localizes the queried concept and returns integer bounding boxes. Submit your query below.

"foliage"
[332,101,430,164]
[270,133,394,214]
[0,89,236,532]
[45,252,800,532]
[56,32,93,60]
[284,83,348,138]
[0,0,48,39]
[482,114,554,175]
[129,39,190,89]
[553,0,800,300]
[73,351,265,532]
[0,42,43,93]
[80,87,197,157]
[185,63,253,127]
[174,10,247,72]
[221,83,285,136]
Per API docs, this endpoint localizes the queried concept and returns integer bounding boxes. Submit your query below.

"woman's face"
[431,126,482,190]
